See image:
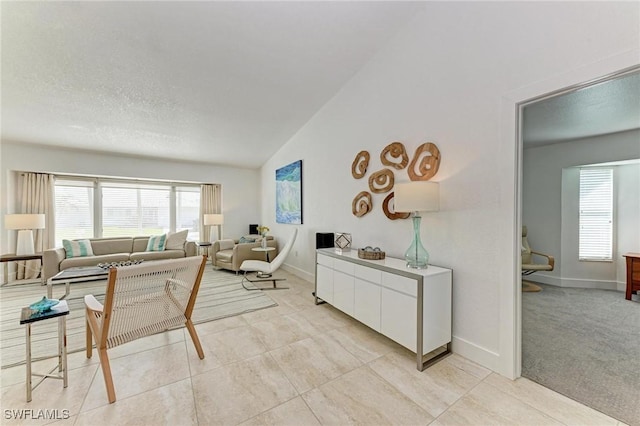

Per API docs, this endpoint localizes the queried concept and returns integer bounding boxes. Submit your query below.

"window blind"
[579,168,613,261]
[54,180,94,246]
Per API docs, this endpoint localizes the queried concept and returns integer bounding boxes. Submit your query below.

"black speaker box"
[249,224,258,234]
[316,232,334,249]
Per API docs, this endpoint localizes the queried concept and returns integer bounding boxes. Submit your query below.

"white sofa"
[43,236,197,281]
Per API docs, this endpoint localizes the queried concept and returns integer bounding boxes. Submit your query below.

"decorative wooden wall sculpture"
[382,192,411,220]
[352,191,373,217]
[380,142,408,170]
[351,151,370,179]
[368,169,394,194]
[408,142,441,181]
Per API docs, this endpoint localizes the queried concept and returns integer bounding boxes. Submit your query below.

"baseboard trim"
[451,335,500,373]
[529,274,623,291]
[282,263,314,283]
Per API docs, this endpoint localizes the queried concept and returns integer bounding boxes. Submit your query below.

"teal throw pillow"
[239,236,256,244]
[63,239,94,258]
[146,234,167,251]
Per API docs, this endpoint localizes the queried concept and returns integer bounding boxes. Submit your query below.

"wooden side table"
[623,253,640,301]
[20,300,69,402]
[1,253,44,285]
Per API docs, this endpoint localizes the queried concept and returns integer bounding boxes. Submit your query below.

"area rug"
[522,283,640,425]
[0,268,277,369]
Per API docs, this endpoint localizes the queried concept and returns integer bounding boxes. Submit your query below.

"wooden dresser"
[623,253,640,301]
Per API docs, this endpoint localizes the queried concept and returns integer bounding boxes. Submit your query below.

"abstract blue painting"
[276,160,303,224]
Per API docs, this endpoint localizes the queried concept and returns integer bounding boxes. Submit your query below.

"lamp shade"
[4,214,45,230]
[203,214,224,226]
[394,182,439,213]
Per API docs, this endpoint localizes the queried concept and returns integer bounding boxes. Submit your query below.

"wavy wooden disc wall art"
[368,169,394,194]
[382,192,411,220]
[380,142,408,170]
[351,141,441,218]
[408,142,441,181]
[352,191,373,217]
[351,150,370,179]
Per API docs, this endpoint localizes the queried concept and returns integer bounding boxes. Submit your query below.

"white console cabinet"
[315,248,452,371]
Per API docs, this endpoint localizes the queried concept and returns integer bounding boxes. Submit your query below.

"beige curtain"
[199,184,221,243]
[16,173,55,280]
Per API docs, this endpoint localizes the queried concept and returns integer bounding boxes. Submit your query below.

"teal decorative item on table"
[29,296,59,313]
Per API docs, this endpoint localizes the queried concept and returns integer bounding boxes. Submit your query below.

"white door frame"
[498,50,640,380]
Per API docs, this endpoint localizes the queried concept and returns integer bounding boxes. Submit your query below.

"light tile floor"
[0,272,626,425]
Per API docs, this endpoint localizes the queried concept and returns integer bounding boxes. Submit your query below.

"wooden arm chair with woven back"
[85,255,207,403]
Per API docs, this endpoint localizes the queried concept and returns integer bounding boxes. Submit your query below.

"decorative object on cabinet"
[334,233,352,253]
[351,151,370,179]
[382,192,411,220]
[408,142,441,181]
[394,181,440,269]
[315,232,334,249]
[368,169,394,194]
[204,214,224,242]
[352,191,373,217]
[276,160,303,224]
[358,247,385,260]
[380,142,408,170]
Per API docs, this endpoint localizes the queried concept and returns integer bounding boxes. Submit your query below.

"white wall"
[616,163,640,284]
[523,131,640,290]
[259,2,640,376]
[0,141,261,255]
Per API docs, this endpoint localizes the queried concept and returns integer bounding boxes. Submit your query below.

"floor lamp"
[394,182,440,269]
[203,214,224,243]
[5,214,46,255]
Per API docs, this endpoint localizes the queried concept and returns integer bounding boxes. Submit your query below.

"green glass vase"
[404,214,429,269]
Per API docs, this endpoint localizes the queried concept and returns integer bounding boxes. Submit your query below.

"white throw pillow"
[63,239,94,258]
[165,230,188,250]
[146,234,167,251]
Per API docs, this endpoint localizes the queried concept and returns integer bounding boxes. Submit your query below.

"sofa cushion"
[130,250,185,261]
[218,240,235,250]
[60,253,130,270]
[62,239,94,258]
[239,236,256,244]
[216,249,233,262]
[146,234,167,251]
[165,230,188,250]
[91,238,134,255]
[132,237,150,253]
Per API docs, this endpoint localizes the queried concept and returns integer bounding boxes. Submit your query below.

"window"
[579,168,613,261]
[102,183,171,237]
[55,180,94,247]
[53,177,202,246]
[176,186,201,241]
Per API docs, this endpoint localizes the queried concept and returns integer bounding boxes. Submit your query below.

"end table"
[196,242,212,257]
[20,300,69,402]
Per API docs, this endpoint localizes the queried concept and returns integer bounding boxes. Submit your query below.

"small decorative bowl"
[29,297,59,313]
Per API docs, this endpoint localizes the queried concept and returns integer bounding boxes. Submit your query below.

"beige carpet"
[0,268,277,369]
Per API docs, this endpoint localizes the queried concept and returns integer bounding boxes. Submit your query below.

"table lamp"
[394,182,439,269]
[5,214,46,255]
[203,214,224,242]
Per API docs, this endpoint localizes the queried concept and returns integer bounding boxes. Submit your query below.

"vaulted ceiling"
[1,1,424,168]
[2,2,638,168]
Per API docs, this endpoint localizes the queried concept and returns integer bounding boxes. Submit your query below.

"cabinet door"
[333,270,354,316]
[354,278,381,331]
[381,287,416,352]
[316,264,333,304]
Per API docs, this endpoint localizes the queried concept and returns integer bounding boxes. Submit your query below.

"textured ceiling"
[523,71,640,147]
[1,1,424,168]
[3,3,638,166]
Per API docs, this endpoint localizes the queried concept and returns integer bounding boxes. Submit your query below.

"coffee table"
[47,266,108,300]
